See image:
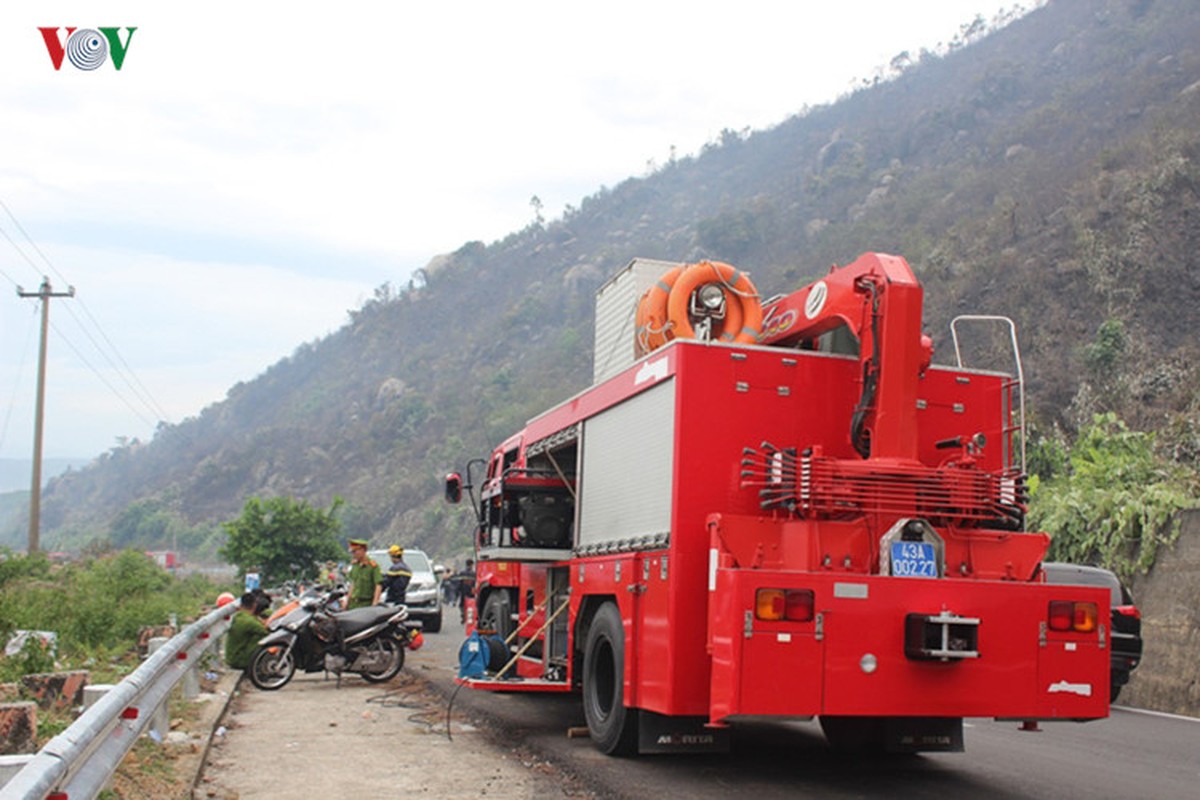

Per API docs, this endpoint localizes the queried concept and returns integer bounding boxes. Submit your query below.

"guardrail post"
[181,661,200,700]
[146,637,171,741]
[83,684,115,710]
[0,754,35,788]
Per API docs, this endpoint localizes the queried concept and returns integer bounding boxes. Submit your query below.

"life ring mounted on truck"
[635,260,763,356]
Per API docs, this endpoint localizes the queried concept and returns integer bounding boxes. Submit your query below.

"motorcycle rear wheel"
[360,636,404,683]
[248,645,296,690]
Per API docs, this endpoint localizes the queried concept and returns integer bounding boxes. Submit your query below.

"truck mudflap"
[638,711,731,754]
[819,716,964,753]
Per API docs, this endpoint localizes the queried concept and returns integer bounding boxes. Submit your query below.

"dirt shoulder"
[194,661,592,799]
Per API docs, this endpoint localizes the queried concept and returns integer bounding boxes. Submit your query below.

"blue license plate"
[891,541,938,578]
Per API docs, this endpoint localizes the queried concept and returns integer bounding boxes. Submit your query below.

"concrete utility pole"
[17,276,74,554]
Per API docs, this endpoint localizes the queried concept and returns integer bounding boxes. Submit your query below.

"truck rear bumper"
[707,568,1110,724]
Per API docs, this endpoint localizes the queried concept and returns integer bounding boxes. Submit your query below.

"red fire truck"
[444,253,1109,755]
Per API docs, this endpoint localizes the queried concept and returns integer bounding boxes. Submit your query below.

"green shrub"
[1029,412,1200,578]
[0,635,57,682]
[0,549,218,677]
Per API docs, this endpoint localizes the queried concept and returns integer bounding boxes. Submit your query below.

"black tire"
[1110,668,1131,704]
[424,607,443,634]
[582,602,638,755]
[480,591,514,641]
[248,645,295,691]
[359,636,404,683]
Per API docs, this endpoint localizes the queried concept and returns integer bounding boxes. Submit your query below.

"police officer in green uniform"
[346,538,381,609]
[225,592,269,669]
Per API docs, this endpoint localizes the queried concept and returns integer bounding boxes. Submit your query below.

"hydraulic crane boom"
[758,252,933,460]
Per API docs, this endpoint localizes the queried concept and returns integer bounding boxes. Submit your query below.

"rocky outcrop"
[1124,510,1200,715]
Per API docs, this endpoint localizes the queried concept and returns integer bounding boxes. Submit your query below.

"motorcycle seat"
[333,605,403,636]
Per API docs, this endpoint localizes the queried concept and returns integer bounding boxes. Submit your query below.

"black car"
[1041,562,1143,702]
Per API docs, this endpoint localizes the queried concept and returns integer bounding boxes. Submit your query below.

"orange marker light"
[1072,602,1098,633]
[756,588,785,620]
[1049,600,1099,633]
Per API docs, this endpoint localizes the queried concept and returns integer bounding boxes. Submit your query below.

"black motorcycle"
[248,589,417,690]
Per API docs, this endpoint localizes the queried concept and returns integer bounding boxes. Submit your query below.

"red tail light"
[785,589,815,622]
[1115,604,1141,620]
[1049,600,1098,632]
[756,588,814,621]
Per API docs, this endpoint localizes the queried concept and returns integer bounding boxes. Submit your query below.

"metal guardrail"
[0,604,232,800]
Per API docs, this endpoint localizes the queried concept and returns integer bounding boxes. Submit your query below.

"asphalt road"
[422,610,1200,800]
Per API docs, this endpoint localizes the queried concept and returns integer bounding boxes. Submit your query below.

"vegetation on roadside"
[219,495,345,585]
[1028,413,1200,580]
[0,548,223,682]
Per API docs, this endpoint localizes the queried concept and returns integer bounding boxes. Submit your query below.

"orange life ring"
[634,265,682,356]
[665,261,762,345]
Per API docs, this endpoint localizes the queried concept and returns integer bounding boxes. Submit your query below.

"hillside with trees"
[11,0,1200,566]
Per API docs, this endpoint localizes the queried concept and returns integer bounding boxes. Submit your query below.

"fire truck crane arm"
[759,252,933,459]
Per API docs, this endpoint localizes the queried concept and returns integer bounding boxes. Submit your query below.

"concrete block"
[18,670,89,711]
[0,703,36,756]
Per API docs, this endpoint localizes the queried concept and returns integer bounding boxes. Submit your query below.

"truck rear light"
[755,588,814,621]
[784,589,814,622]
[756,588,785,620]
[1048,600,1098,632]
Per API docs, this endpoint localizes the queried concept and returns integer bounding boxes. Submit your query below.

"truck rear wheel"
[583,602,638,755]
[480,591,514,641]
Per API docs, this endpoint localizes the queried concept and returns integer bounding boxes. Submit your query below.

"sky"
[0,0,1027,466]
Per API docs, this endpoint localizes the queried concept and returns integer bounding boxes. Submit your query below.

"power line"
[58,301,172,423]
[0,225,43,287]
[0,200,67,283]
[0,305,39,452]
[0,200,173,422]
[0,199,174,428]
[48,318,160,432]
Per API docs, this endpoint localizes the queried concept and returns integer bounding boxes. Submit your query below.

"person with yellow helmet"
[381,544,413,605]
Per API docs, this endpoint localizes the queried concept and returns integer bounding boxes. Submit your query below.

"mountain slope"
[22,0,1200,558]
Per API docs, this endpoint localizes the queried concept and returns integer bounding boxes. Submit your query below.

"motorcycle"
[247,588,421,690]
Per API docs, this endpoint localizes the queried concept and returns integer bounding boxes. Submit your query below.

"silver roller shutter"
[578,379,675,548]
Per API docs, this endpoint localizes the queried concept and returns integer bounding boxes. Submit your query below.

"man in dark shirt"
[452,559,476,623]
[225,592,269,669]
[381,545,413,605]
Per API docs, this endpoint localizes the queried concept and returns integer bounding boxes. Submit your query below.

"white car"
[369,548,443,633]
